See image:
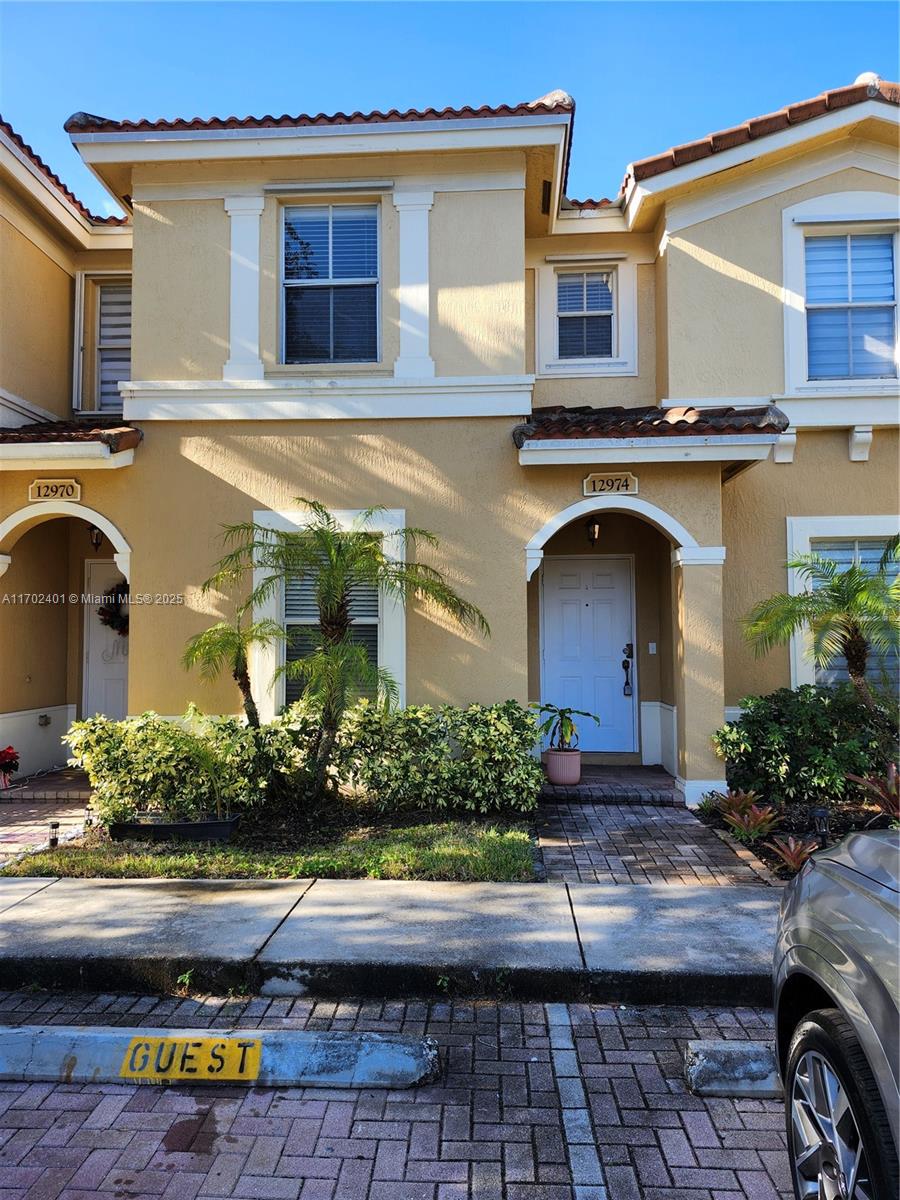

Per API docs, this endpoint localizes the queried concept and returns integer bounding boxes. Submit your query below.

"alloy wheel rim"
[790,1050,873,1199]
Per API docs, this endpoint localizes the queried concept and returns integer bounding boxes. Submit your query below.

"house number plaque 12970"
[28,478,81,502]
[582,472,638,497]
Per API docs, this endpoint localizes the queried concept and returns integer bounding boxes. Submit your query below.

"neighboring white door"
[83,560,128,719]
[542,556,636,752]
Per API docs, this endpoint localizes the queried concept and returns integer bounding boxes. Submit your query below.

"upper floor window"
[283,204,379,363]
[805,233,897,380]
[557,270,615,359]
[97,283,132,411]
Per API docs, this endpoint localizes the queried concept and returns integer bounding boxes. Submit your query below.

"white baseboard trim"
[676,776,728,809]
[640,701,678,776]
[0,705,75,778]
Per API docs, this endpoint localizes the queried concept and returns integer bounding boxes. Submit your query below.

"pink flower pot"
[0,772,10,790]
[545,749,582,786]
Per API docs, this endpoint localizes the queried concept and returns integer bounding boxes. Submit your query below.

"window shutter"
[283,574,380,704]
[810,538,899,687]
[97,284,132,411]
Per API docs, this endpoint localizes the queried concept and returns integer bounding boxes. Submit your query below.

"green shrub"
[713,684,896,806]
[341,699,543,814]
[65,709,309,826]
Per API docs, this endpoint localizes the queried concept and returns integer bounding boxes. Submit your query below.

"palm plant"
[182,615,287,728]
[744,552,900,710]
[202,500,490,799]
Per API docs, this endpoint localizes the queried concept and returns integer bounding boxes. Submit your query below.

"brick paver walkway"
[0,770,90,804]
[536,803,773,887]
[0,803,84,866]
[0,989,790,1200]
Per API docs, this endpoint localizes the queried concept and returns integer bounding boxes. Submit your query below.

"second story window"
[96,282,132,411]
[557,270,615,359]
[283,204,379,363]
[805,233,897,380]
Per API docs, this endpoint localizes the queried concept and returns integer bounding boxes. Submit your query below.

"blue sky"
[0,1,897,217]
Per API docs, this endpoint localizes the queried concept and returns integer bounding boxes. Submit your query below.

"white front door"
[83,560,128,719]
[542,556,636,752]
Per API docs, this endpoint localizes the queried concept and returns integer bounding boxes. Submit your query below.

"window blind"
[283,573,379,705]
[810,537,899,688]
[97,284,132,411]
[805,234,897,380]
[283,205,378,363]
[557,271,614,359]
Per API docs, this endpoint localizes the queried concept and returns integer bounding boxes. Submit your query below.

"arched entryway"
[0,503,132,776]
[525,494,727,805]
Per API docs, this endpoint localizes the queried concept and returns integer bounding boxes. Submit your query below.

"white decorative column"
[392,190,435,379]
[223,195,265,381]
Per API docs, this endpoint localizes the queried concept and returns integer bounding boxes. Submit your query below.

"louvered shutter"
[97,284,132,411]
[283,573,379,705]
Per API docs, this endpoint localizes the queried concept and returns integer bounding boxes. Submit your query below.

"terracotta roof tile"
[64,92,575,136]
[0,116,128,225]
[512,404,789,447]
[629,79,899,185]
[0,420,142,452]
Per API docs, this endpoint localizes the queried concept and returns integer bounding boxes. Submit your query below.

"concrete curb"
[0,1025,441,1089]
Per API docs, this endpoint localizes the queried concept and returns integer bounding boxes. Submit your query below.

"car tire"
[785,1007,898,1200]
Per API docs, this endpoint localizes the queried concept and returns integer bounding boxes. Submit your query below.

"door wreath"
[98,582,129,637]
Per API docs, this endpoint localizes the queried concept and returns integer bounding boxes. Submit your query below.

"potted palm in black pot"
[534,703,601,785]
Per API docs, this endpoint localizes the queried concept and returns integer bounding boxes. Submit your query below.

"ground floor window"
[810,536,899,688]
[283,573,380,705]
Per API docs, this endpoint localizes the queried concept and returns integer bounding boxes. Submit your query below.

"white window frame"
[785,514,900,686]
[782,191,900,398]
[555,269,616,361]
[535,256,638,377]
[72,269,131,412]
[279,202,382,366]
[250,508,406,723]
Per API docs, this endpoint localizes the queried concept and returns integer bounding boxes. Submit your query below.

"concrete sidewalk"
[0,876,780,1004]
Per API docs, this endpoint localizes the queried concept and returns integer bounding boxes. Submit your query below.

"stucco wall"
[665,164,900,399]
[0,430,723,720]
[131,199,229,380]
[722,428,900,704]
[0,212,73,416]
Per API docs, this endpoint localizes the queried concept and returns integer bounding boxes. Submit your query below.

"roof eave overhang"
[0,130,131,250]
[517,434,778,466]
[0,443,136,470]
[622,101,900,230]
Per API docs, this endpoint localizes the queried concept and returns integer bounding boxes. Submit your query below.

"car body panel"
[774,830,900,1151]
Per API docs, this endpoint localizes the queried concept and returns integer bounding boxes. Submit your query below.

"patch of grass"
[1,820,536,883]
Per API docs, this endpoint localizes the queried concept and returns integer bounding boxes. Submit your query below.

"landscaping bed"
[695,795,889,880]
[0,805,536,882]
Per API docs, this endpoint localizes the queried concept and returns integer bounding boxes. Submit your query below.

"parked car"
[774,830,899,1199]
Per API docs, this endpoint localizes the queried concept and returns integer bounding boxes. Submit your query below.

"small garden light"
[83,804,93,829]
[48,821,60,849]
[810,805,830,847]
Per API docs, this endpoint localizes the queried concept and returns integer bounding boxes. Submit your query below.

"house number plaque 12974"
[28,478,81,502]
[582,473,638,497]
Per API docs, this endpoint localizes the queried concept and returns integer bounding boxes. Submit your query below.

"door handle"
[621,656,633,697]
[622,643,634,659]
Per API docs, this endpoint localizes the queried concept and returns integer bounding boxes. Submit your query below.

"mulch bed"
[696,794,891,879]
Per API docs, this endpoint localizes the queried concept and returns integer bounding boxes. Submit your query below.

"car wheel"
[785,1007,899,1200]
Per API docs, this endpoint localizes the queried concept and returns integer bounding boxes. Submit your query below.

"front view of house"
[1,75,898,803]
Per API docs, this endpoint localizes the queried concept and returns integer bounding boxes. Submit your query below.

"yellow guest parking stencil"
[120,1035,262,1082]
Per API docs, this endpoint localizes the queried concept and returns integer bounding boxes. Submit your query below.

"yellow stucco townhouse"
[1,74,898,804]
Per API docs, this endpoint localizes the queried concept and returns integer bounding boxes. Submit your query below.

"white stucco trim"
[0,444,135,470]
[675,776,727,809]
[640,701,678,772]
[662,392,900,431]
[534,256,640,378]
[671,546,726,567]
[223,195,265,381]
[785,513,900,685]
[0,501,132,581]
[0,386,58,429]
[524,495,702,581]
[518,435,775,465]
[782,190,900,398]
[392,189,435,378]
[0,705,76,778]
[251,507,406,723]
[773,433,797,463]
[120,375,533,420]
[848,425,874,461]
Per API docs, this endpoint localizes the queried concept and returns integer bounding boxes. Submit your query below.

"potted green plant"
[534,704,601,785]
